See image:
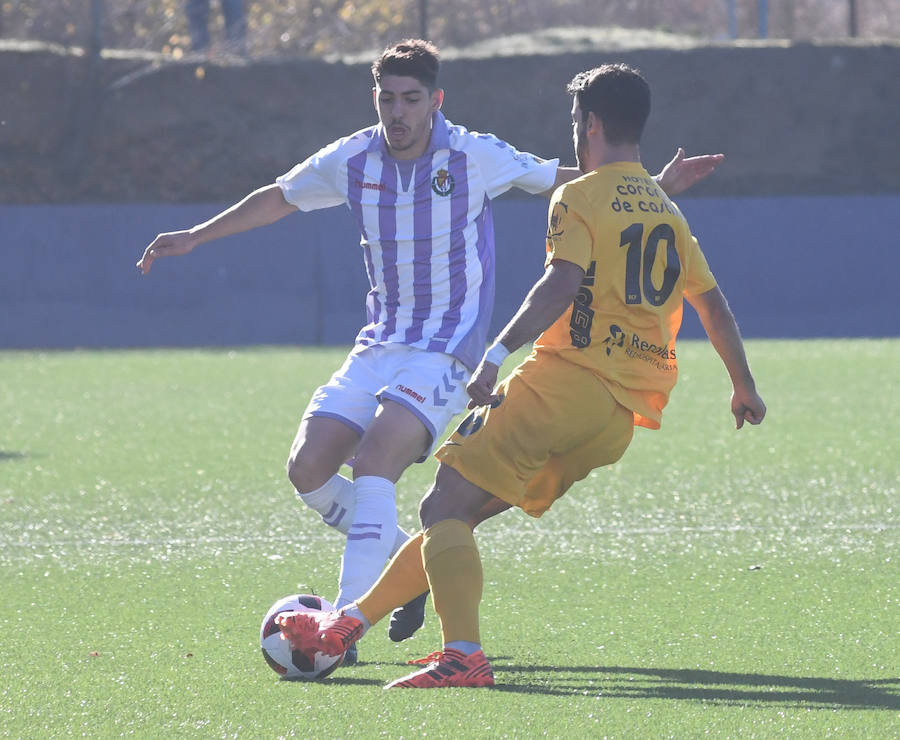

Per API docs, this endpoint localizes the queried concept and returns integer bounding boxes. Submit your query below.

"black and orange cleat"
[384,648,494,689]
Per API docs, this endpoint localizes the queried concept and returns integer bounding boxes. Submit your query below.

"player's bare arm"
[136,184,298,275]
[686,286,766,429]
[655,148,724,197]
[542,149,723,199]
[542,166,583,196]
[467,259,585,408]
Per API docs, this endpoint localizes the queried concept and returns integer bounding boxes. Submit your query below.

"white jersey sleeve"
[464,132,559,200]
[276,136,349,212]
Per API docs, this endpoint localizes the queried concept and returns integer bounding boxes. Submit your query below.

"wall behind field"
[3,41,900,202]
[3,194,898,350]
[2,41,899,348]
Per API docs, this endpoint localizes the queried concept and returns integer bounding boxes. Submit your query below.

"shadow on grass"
[491,664,900,710]
[317,676,385,687]
[0,451,28,462]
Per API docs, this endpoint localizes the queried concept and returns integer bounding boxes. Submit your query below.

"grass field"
[1,339,898,738]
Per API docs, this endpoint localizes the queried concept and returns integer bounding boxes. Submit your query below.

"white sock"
[335,476,397,608]
[296,475,410,552]
[340,604,371,635]
[296,474,355,533]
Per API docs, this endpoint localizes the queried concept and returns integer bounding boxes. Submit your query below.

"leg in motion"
[384,464,499,688]
[334,400,429,608]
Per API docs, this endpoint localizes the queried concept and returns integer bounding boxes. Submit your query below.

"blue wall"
[2,195,898,349]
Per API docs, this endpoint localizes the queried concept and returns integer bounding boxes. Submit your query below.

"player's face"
[571,98,589,172]
[374,75,443,160]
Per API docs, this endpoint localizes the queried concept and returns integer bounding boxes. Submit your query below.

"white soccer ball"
[259,594,344,680]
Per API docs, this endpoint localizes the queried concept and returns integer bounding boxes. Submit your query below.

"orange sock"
[422,519,482,645]
[356,532,428,625]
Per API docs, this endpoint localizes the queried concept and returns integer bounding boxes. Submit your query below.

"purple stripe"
[428,149,469,350]
[362,242,380,339]
[379,164,399,341]
[406,154,435,343]
[346,151,368,240]
[322,503,347,529]
[446,196,495,370]
[351,522,383,530]
[347,151,380,339]
[348,532,383,541]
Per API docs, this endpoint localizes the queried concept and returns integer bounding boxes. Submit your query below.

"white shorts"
[303,343,472,461]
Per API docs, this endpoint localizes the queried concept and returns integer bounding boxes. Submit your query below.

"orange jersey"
[532,162,717,428]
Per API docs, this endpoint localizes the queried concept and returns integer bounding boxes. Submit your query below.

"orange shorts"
[435,352,634,517]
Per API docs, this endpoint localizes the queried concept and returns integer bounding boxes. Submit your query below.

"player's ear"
[431,88,444,111]
[372,86,378,109]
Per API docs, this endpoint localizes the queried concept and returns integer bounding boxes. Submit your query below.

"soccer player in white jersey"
[136,39,722,661]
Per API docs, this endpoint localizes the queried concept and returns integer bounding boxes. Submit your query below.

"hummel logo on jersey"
[355,179,386,192]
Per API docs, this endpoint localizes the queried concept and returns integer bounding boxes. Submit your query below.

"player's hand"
[656,148,724,197]
[466,362,500,409]
[136,230,198,275]
[732,389,766,429]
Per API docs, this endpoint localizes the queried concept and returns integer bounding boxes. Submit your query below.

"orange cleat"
[276,610,363,658]
[384,648,494,689]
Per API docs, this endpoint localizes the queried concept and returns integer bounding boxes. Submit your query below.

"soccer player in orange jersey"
[277,63,766,688]
[138,42,722,665]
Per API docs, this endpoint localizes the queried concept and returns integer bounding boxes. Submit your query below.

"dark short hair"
[372,39,440,90]
[566,64,651,145]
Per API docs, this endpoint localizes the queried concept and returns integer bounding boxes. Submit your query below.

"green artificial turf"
[1,340,897,738]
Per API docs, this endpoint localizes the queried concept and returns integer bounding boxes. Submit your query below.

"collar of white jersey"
[368,111,451,158]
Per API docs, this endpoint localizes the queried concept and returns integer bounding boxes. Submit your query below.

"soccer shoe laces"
[407,650,443,665]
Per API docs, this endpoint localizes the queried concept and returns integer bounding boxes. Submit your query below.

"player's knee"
[419,484,453,529]
[286,447,331,493]
[418,488,436,529]
[285,452,306,491]
[421,464,490,529]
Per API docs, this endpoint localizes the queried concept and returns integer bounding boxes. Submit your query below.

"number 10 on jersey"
[620,222,681,306]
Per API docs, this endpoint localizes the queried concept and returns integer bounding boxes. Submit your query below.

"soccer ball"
[259,594,344,680]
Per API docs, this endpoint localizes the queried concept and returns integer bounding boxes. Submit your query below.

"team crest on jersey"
[548,201,568,239]
[431,168,455,196]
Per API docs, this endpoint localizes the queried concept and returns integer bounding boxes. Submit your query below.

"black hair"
[372,39,440,90]
[566,64,651,145]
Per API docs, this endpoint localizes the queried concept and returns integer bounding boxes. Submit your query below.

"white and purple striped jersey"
[276,112,559,371]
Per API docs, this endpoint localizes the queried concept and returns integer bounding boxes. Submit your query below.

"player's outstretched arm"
[654,148,725,197]
[467,259,584,408]
[542,166,583,197]
[544,149,722,200]
[136,184,297,275]
[686,286,766,429]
